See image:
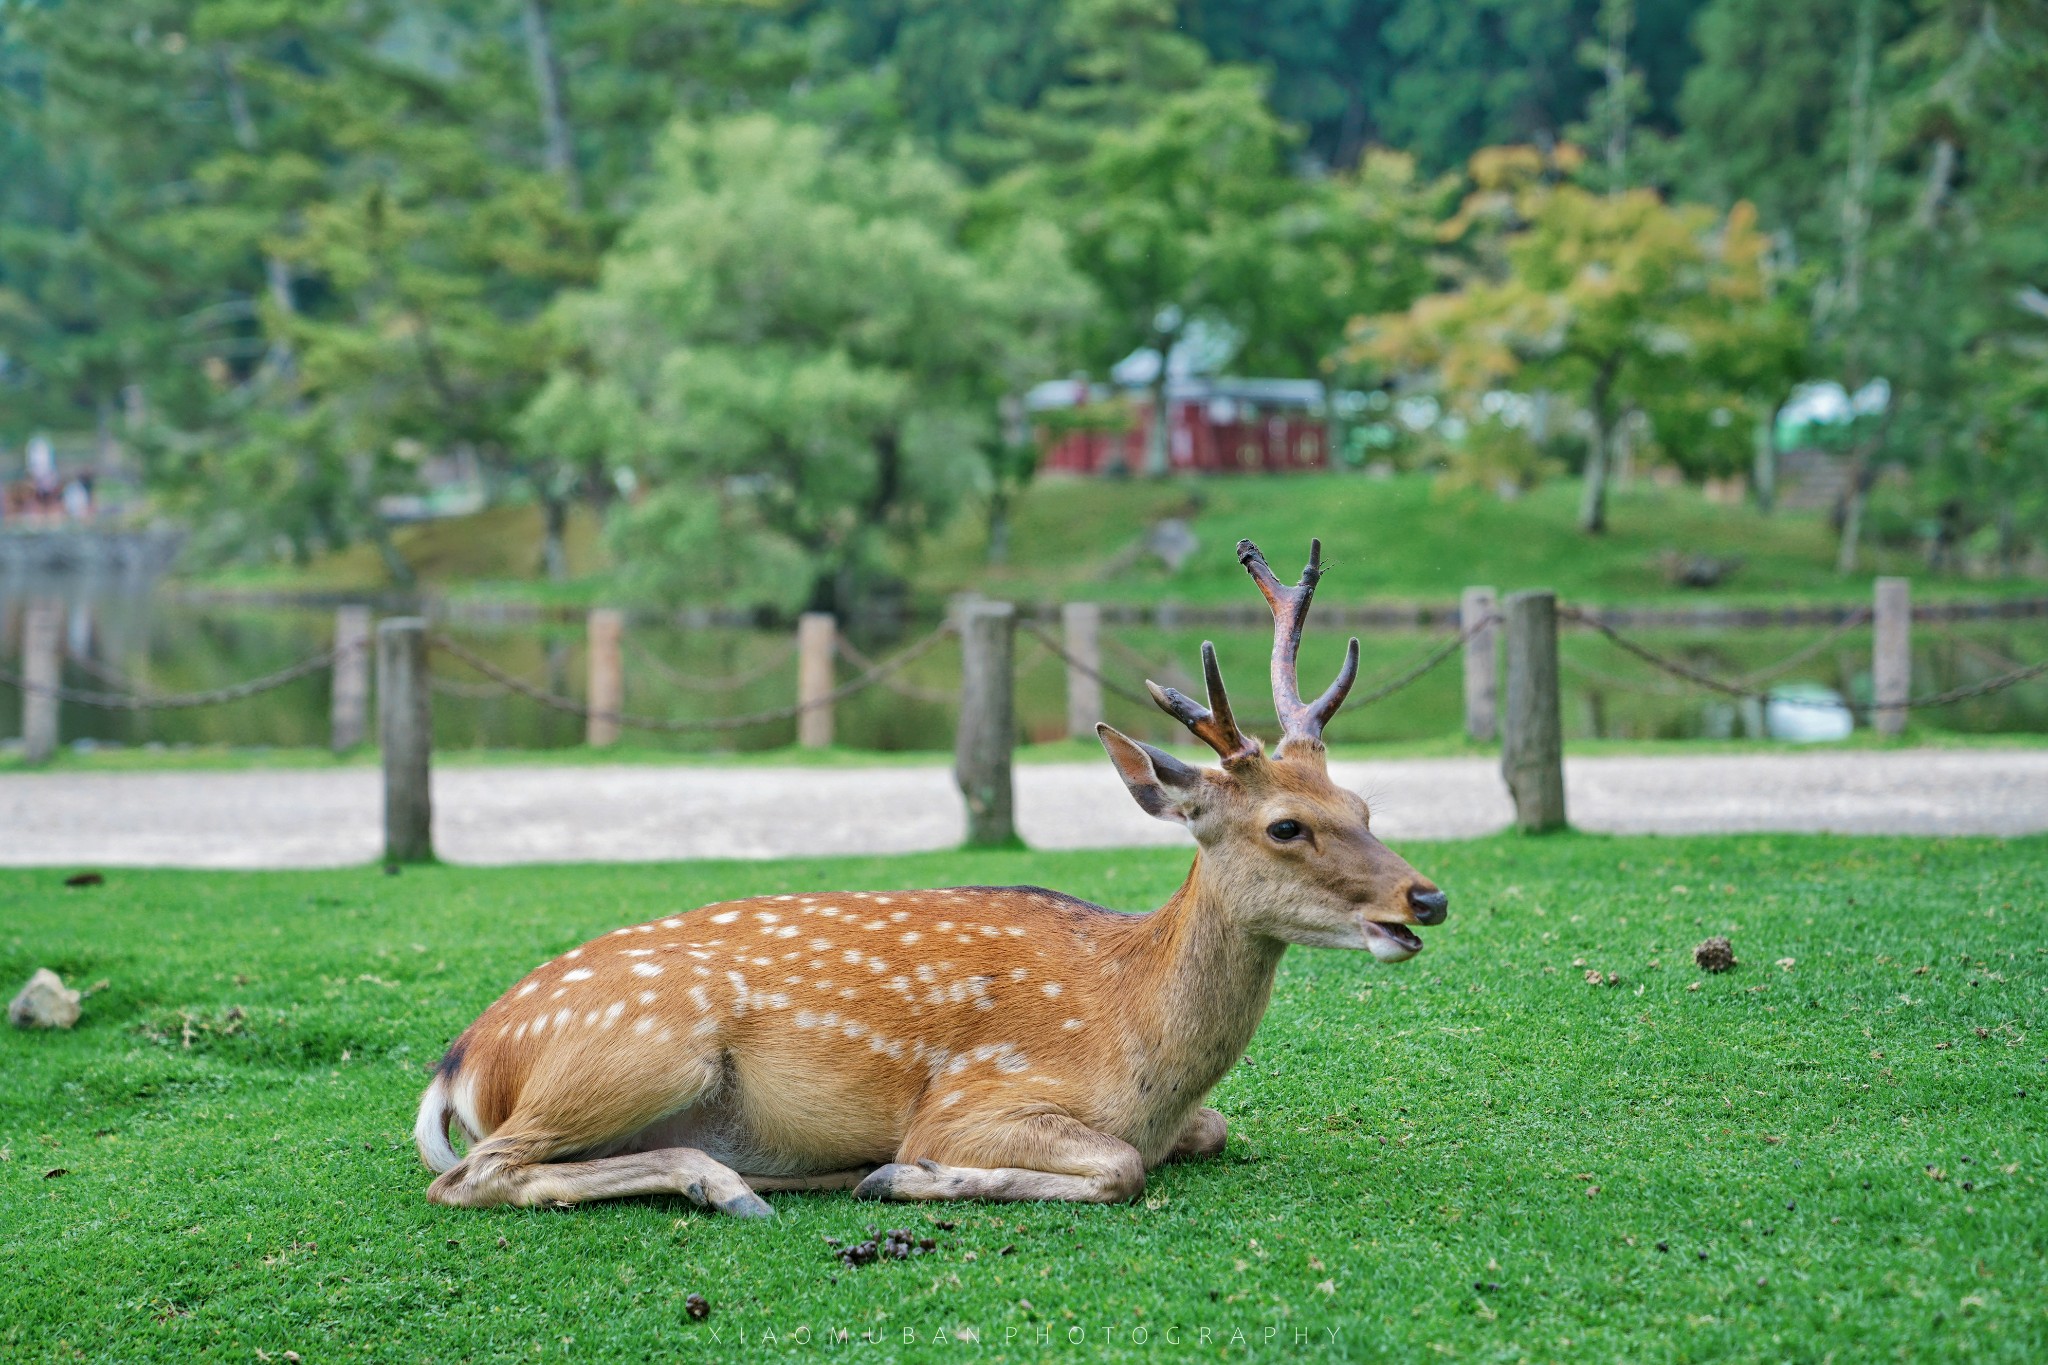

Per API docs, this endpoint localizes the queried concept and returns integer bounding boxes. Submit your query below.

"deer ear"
[1097,723,1202,824]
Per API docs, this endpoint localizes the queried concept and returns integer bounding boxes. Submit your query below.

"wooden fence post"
[21,598,61,765]
[1501,589,1567,832]
[330,605,371,752]
[1461,585,1498,743]
[955,600,1017,847]
[1873,576,1910,737]
[377,617,434,864]
[586,607,624,747]
[1062,601,1103,741]
[797,612,836,749]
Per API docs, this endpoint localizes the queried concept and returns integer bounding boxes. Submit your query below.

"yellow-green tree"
[1353,162,1804,532]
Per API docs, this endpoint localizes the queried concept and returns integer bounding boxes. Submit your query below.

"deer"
[413,539,1448,1214]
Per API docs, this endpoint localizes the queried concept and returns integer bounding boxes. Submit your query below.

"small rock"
[9,969,82,1030]
[1693,937,1736,974]
[63,871,104,888]
[685,1293,710,1321]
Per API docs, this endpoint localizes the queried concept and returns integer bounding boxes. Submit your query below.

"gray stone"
[9,968,81,1030]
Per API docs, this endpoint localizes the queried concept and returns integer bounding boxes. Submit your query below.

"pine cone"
[1693,936,1736,973]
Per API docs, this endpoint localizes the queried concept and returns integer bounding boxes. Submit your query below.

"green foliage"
[3,835,2044,1359]
[531,114,1093,612]
[1357,165,1806,530]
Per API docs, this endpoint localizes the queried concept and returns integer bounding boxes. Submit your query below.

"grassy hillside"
[916,473,1947,607]
[187,473,2040,608]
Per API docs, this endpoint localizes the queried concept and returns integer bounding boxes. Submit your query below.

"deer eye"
[1266,819,1306,842]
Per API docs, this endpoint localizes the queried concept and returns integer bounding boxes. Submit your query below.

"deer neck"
[1103,855,1288,1137]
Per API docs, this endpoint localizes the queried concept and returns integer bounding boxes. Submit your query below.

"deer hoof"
[715,1188,775,1218]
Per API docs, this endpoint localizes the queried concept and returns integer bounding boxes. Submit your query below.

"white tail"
[413,1071,461,1174]
[413,539,1448,1215]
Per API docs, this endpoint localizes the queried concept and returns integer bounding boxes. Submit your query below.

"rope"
[833,634,956,706]
[0,647,342,710]
[1016,621,1157,706]
[430,674,516,699]
[428,625,955,733]
[1343,616,1494,710]
[623,635,798,693]
[1559,606,2048,711]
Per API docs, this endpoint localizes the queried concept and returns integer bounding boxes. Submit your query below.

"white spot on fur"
[1005,926,1026,937]
[936,921,954,932]
[638,990,657,1005]
[901,931,922,944]
[565,949,582,959]
[661,918,683,929]
[1064,1017,1083,1030]
[688,985,711,1011]
[915,964,938,984]
[1042,982,1064,998]
[1009,966,1029,982]
[755,912,780,925]
[710,910,739,924]
[514,1021,528,1040]
[632,962,663,978]
[874,896,892,905]
[980,925,1000,937]
[550,988,567,1000]
[690,1019,714,1038]
[583,1009,599,1026]
[842,950,863,964]
[563,968,593,982]
[624,948,654,958]
[634,1017,655,1035]
[516,983,538,998]
[603,1002,625,1028]
[554,1007,573,1029]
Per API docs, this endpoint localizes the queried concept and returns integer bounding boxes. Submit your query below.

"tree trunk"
[1752,410,1778,515]
[1834,455,1869,574]
[218,50,298,379]
[1578,364,1619,535]
[541,491,570,583]
[520,0,583,212]
[1144,364,1172,477]
[987,490,1011,566]
[369,519,416,588]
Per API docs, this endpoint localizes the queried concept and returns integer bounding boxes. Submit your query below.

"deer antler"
[1145,640,1261,765]
[1237,538,1359,753]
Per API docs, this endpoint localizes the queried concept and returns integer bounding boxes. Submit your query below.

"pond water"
[4,582,2046,754]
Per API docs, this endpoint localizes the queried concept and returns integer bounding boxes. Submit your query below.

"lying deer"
[415,539,1447,1213]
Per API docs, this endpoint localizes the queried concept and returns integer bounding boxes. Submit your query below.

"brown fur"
[416,540,1446,1212]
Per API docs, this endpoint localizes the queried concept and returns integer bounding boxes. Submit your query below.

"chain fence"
[832,634,957,706]
[1559,605,2048,712]
[624,634,799,693]
[428,625,956,733]
[0,645,346,710]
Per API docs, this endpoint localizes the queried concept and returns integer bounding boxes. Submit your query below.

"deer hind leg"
[855,1102,1144,1205]
[427,1127,773,1217]
[1165,1106,1227,1163]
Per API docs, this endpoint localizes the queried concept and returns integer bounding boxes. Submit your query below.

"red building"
[1031,377,1329,476]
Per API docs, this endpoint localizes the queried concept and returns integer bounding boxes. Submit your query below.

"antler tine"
[1237,536,1351,750]
[1144,640,1260,764]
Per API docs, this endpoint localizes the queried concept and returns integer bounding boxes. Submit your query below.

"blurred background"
[2,0,2044,757]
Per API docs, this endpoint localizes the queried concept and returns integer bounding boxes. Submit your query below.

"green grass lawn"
[182,471,2043,612]
[3,836,2042,1361]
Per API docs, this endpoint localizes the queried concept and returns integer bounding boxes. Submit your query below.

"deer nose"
[1408,886,1448,925]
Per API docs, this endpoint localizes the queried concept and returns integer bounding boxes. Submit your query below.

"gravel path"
[2,749,2043,870]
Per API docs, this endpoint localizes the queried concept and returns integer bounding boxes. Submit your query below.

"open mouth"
[1361,919,1424,963]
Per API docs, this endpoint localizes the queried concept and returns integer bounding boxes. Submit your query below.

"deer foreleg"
[856,1108,1144,1205]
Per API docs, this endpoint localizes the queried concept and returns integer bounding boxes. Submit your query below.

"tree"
[1355,162,1804,532]
[525,114,1092,613]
